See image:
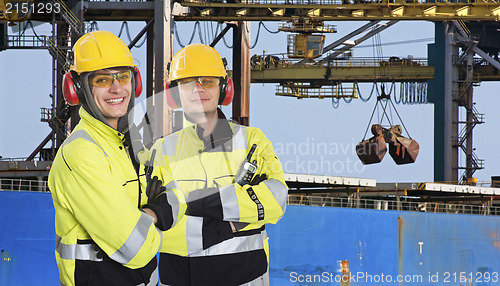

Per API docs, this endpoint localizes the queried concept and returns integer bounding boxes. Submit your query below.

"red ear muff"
[134,67,142,98]
[165,81,180,109]
[220,77,233,106]
[63,72,80,106]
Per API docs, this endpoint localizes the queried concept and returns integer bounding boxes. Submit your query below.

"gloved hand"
[93,244,106,260]
[146,176,165,204]
[249,174,267,186]
[143,176,175,231]
[185,188,223,219]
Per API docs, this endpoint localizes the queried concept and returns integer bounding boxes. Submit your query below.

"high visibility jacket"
[48,107,185,286]
[151,110,288,285]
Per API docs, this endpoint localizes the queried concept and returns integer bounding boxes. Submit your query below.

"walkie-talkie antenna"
[247,144,257,160]
[145,149,157,182]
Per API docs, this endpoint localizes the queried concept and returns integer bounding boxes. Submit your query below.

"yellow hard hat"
[169,44,226,81]
[70,31,136,74]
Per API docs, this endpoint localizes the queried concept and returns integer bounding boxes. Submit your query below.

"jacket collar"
[79,107,126,144]
[187,108,233,151]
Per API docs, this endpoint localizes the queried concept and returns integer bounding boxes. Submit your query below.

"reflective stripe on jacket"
[48,107,184,286]
[151,111,288,285]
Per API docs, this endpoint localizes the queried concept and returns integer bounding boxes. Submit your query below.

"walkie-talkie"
[145,149,157,183]
[139,149,156,208]
[234,144,257,186]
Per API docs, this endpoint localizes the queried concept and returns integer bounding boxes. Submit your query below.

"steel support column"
[429,22,459,183]
[151,0,173,140]
[232,21,251,126]
[145,18,155,148]
[448,22,460,183]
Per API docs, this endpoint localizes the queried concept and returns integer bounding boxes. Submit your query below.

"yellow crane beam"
[251,63,500,83]
[470,65,500,81]
[22,0,500,22]
[250,58,435,83]
[177,0,500,21]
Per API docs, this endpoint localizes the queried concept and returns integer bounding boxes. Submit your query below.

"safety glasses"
[178,77,220,91]
[89,69,132,88]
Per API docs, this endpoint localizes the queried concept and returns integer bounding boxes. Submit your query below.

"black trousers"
[159,250,267,286]
[75,254,157,286]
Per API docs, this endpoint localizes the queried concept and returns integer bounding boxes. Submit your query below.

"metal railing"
[276,83,359,99]
[2,35,72,50]
[0,157,30,161]
[1,179,498,215]
[6,35,48,48]
[250,56,429,71]
[40,107,54,122]
[279,22,337,33]
[0,178,49,192]
[288,194,500,216]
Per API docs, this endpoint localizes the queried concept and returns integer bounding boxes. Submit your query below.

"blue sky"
[0,20,498,184]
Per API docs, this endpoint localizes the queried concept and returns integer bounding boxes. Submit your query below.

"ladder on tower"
[52,0,84,37]
[47,37,67,67]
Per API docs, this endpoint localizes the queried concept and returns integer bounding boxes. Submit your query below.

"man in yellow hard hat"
[48,30,186,286]
[150,43,288,285]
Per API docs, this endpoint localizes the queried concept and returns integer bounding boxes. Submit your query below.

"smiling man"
[151,44,288,285]
[48,31,186,286]
[88,67,133,128]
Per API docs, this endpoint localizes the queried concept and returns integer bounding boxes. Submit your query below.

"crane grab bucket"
[385,125,419,165]
[356,124,387,165]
